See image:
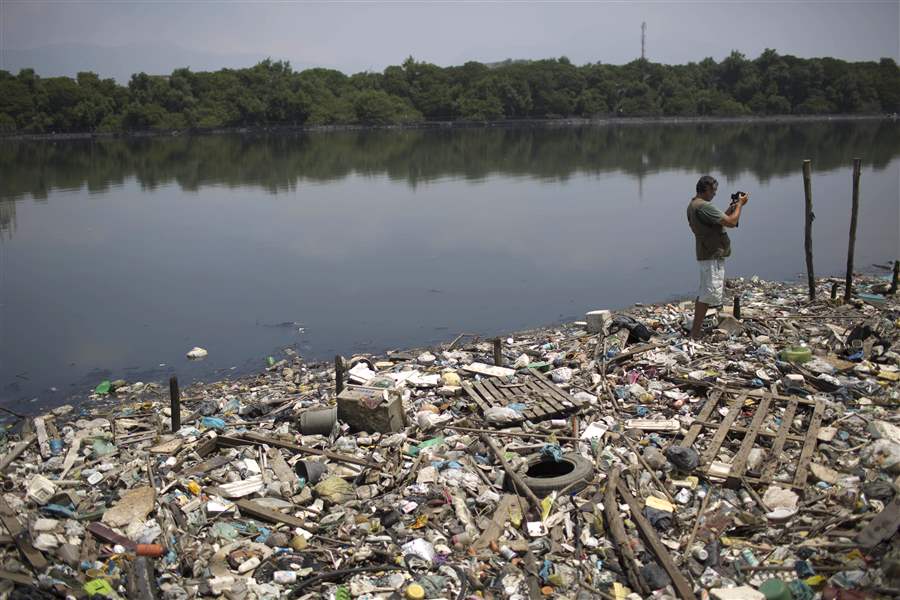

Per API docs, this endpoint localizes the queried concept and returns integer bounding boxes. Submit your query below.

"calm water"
[1,121,899,411]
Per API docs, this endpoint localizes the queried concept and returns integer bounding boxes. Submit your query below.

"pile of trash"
[1,271,898,600]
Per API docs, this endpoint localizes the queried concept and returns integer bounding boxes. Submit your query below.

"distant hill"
[0,42,293,83]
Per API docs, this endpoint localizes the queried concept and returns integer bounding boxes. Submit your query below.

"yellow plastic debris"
[540,493,555,522]
[645,496,674,513]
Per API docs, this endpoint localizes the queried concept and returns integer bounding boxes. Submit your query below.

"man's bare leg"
[691,299,708,339]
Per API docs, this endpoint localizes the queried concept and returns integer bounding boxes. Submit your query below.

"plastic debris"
[0,273,894,598]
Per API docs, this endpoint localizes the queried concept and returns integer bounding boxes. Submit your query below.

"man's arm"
[720,193,749,228]
[720,203,742,228]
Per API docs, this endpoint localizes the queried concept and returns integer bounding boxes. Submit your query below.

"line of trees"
[1,51,898,133]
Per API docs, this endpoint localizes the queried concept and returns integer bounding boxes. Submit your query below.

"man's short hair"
[696,175,718,195]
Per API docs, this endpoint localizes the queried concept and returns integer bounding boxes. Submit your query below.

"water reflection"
[2,120,899,213]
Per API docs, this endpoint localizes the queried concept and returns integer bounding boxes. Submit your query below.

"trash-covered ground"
[2,271,899,600]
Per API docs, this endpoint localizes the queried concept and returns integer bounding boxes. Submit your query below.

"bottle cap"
[405,583,426,600]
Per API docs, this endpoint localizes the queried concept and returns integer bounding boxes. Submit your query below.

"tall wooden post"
[802,160,815,301]
[334,355,344,395]
[844,159,861,302]
[493,338,503,367]
[169,376,181,432]
[890,260,899,295]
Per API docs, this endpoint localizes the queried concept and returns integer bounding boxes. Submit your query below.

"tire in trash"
[515,452,594,496]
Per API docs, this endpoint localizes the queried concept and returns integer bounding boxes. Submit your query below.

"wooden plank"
[522,378,566,415]
[195,435,219,458]
[268,447,300,490]
[680,391,721,448]
[232,432,382,469]
[504,378,551,419]
[761,399,799,483]
[718,424,805,444]
[607,341,668,365]
[617,482,698,600]
[472,494,519,550]
[793,400,824,488]
[519,386,552,419]
[462,362,516,378]
[60,432,86,478]
[684,382,819,406]
[530,368,578,405]
[729,394,772,479]
[0,570,35,586]
[700,394,745,466]
[0,434,36,472]
[462,384,491,413]
[87,522,137,550]
[235,499,310,529]
[180,454,233,477]
[474,381,498,405]
[0,497,47,571]
[498,377,553,421]
[34,417,51,459]
[856,495,900,549]
[605,467,649,596]
[481,380,511,407]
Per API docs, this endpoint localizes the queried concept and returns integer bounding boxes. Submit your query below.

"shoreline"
[0,113,892,143]
[16,268,892,418]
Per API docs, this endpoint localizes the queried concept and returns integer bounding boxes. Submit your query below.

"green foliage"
[0,50,897,134]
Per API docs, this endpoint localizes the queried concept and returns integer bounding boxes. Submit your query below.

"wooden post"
[802,160,816,301]
[493,338,503,367]
[169,376,180,432]
[890,260,899,295]
[334,355,344,395]
[845,158,861,302]
[480,434,542,514]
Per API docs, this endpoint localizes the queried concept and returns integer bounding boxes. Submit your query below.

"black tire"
[516,452,594,496]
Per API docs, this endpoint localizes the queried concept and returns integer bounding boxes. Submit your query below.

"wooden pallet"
[677,390,823,489]
[462,368,586,423]
[110,411,161,447]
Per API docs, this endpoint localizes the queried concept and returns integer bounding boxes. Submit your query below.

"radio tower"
[641,22,646,60]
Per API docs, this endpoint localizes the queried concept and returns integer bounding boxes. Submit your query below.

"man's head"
[696,175,718,201]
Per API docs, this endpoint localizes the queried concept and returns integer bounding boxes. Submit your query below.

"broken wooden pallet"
[110,411,161,447]
[678,390,822,489]
[462,368,586,423]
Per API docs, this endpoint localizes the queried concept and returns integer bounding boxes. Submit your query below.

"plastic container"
[298,407,337,435]
[759,578,792,600]
[294,460,328,484]
[780,346,812,364]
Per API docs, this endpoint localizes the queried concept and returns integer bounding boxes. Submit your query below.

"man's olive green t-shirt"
[687,197,732,260]
[696,202,726,226]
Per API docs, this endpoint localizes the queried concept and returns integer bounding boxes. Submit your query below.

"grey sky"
[1,1,898,80]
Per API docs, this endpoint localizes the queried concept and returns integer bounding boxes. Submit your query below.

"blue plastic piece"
[540,444,563,462]
[539,559,553,583]
[794,560,815,578]
[200,416,226,430]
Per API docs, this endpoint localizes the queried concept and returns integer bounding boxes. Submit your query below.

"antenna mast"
[641,22,646,60]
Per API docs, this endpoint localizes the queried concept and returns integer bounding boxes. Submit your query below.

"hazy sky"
[1,1,898,79]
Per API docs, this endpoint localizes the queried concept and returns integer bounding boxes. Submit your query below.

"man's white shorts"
[697,259,725,306]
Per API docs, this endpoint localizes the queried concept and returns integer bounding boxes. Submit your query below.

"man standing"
[687,175,748,339]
